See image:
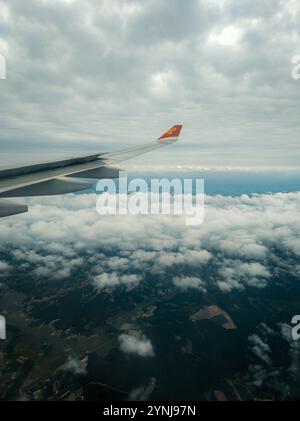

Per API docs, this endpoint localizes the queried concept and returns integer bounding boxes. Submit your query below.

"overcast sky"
[0,0,300,168]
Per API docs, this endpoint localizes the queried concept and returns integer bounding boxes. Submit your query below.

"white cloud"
[248,334,272,366]
[0,0,300,167]
[93,272,142,290]
[208,25,243,47]
[119,333,155,358]
[217,261,271,292]
[173,276,207,293]
[158,250,212,267]
[0,260,9,272]
[0,191,300,292]
[64,356,87,376]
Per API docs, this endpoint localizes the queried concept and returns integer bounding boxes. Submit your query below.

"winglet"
[157,125,183,144]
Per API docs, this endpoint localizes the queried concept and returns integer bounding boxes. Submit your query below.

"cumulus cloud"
[159,250,212,267]
[0,191,300,293]
[119,333,155,357]
[0,260,9,272]
[217,261,271,292]
[173,276,207,293]
[128,386,145,401]
[64,356,87,376]
[93,272,142,291]
[248,334,272,366]
[248,364,280,389]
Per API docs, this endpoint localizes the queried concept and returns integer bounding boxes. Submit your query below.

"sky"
[0,0,300,168]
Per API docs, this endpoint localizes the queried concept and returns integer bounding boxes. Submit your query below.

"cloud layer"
[0,0,300,167]
[0,191,300,294]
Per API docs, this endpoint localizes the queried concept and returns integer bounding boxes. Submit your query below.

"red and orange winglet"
[157,125,183,144]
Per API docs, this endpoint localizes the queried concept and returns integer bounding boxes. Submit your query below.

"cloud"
[248,333,272,366]
[0,260,9,272]
[173,276,207,293]
[159,250,212,267]
[217,261,271,292]
[0,0,300,167]
[64,356,87,376]
[93,272,142,291]
[0,191,300,294]
[248,364,280,389]
[128,386,145,401]
[119,333,155,357]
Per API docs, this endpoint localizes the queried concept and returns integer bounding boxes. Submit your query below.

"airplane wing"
[0,125,183,217]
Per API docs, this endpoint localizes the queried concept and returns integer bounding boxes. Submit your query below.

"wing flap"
[0,178,92,198]
[0,200,28,217]
[67,166,122,179]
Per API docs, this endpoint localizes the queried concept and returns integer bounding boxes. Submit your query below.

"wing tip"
[157,125,183,143]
